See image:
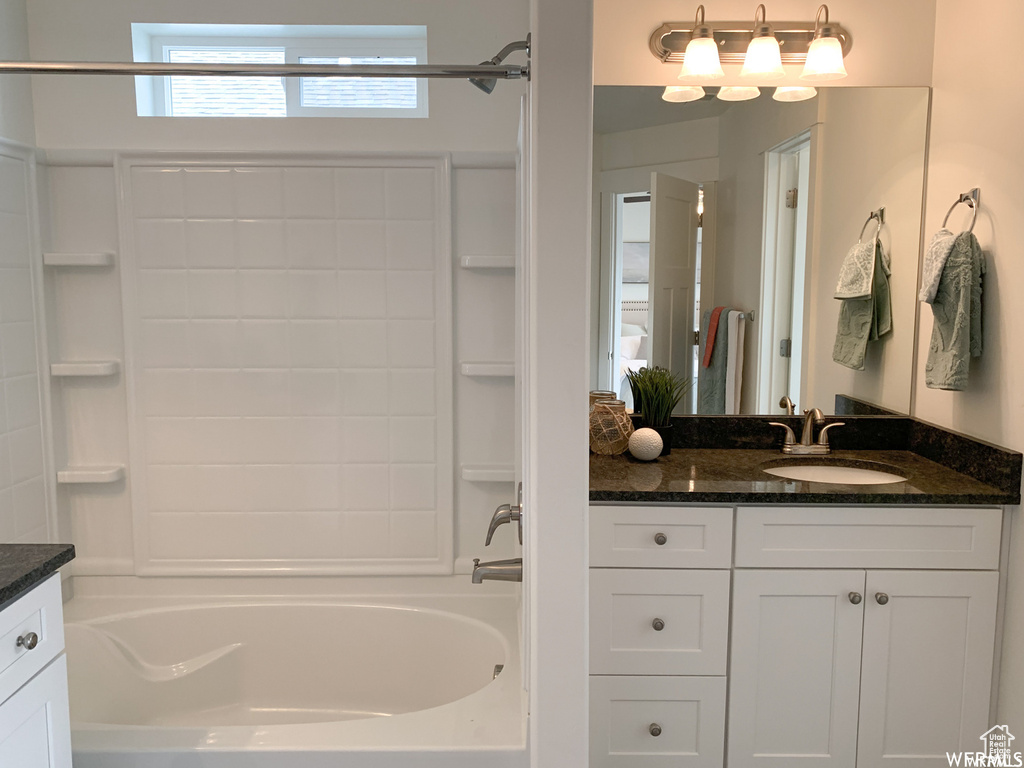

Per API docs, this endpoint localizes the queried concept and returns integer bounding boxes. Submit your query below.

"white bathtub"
[64,590,525,768]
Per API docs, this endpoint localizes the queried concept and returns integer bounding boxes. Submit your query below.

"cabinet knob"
[848,592,862,605]
[654,532,667,546]
[652,618,665,631]
[16,632,38,650]
[875,592,889,605]
[649,723,662,737]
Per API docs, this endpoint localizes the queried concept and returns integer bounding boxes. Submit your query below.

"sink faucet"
[779,395,795,415]
[472,558,523,583]
[769,408,845,455]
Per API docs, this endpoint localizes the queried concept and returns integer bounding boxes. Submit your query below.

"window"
[131,24,428,118]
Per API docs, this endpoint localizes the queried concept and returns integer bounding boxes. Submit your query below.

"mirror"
[590,86,930,416]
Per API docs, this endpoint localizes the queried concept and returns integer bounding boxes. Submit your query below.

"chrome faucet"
[769,408,845,455]
[486,494,523,545]
[779,395,795,415]
[472,558,523,583]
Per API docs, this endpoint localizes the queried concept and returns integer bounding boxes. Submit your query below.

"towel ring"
[942,197,977,233]
[858,209,884,243]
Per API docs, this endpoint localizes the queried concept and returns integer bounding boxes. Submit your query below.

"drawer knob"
[654,532,667,546]
[652,618,665,631]
[875,592,889,605]
[649,723,662,737]
[848,592,862,605]
[16,632,38,650]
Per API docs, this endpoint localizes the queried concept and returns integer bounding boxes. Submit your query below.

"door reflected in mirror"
[591,86,930,416]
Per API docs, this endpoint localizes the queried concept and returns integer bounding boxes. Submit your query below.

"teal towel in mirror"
[698,308,730,414]
[925,232,984,390]
[833,239,893,371]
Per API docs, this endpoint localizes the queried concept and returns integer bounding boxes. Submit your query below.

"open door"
[648,172,699,412]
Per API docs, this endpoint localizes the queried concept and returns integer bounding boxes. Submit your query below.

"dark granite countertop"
[0,544,75,608]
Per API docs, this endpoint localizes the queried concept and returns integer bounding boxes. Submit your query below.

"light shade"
[741,35,784,79]
[679,37,725,80]
[717,86,760,102]
[662,85,706,103]
[773,86,817,102]
[801,34,847,81]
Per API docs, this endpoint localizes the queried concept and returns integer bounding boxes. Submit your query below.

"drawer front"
[590,506,733,568]
[0,575,65,706]
[590,569,730,675]
[0,654,71,768]
[590,675,726,768]
[735,506,1002,569]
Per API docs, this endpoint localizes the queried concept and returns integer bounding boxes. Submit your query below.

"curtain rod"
[0,61,528,80]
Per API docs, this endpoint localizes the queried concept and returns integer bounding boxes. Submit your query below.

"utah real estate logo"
[947,726,1022,767]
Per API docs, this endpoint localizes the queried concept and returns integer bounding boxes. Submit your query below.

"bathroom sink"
[761,459,906,485]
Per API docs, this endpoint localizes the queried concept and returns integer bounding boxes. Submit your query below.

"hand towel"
[698,308,730,414]
[833,239,893,370]
[919,228,956,303]
[834,240,876,299]
[702,306,725,367]
[725,311,745,414]
[925,231,985,390]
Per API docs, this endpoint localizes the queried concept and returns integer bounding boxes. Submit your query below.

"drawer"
[590,675,726,768]
[0,575,65,707]
[735,506,1002,569]
[590,569,730,675]
[590,506,733,568]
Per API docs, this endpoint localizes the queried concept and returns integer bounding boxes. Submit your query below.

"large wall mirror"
[590,86,930,416]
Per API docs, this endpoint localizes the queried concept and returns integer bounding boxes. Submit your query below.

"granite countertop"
[590,448,1019,505]
[0,544,75,608]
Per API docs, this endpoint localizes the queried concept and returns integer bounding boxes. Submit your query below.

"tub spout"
[472,558,523,584]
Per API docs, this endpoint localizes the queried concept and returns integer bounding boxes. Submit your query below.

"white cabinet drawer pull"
[649,723,662,737]
[849,592,862,604]
[875,592,889,605]
[16,632,38,650]
[654,532,667,546]
[652,618,665,631]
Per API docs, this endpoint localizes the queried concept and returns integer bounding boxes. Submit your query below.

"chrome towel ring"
[942,188,980,233]
[858,206,885,242]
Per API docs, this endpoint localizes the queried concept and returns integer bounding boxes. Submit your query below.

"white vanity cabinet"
[0,574,72,768]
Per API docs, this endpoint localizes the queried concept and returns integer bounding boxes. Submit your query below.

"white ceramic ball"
[628,428,663,461]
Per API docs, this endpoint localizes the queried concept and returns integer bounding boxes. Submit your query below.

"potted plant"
[624,366,690,455]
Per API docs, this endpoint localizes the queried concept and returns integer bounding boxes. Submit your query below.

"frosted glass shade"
[717,86,760,102]
[679,37,725,80]
[773,86,817,102]
[662,85,706,103]
[801,36,847,81]
[740,35,784,79]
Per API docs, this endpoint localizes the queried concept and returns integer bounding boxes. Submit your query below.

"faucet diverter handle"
[485,503,522,546]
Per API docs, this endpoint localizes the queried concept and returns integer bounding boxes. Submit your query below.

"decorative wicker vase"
[589,399,634,455]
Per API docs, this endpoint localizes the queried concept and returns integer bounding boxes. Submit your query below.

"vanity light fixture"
[678,5,725,80]
[773,86,817,102]
[740,5,784,80]
[800,5,847,81]
[662,85,706,102]
[718,86,760,101]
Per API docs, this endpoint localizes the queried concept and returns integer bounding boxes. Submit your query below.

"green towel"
[697,308,729,414]
[925,231,984,390]
[833,239,892,370]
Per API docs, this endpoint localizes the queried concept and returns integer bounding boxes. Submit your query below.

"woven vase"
[589,399,634,455]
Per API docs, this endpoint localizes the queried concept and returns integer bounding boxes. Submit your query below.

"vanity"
[587,415,1021,768]
[0,544,75,767]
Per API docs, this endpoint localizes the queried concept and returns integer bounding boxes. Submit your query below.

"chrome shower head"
[469,69,498,95]
[467,36,530,94]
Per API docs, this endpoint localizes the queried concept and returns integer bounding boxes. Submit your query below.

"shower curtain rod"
[0,60,528,80]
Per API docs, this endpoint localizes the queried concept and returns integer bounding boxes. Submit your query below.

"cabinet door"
[728,570,865,768]
[857,570,998,768]
[0,654,72,768]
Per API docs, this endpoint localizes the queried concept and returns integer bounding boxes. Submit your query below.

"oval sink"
[762,461,906,485]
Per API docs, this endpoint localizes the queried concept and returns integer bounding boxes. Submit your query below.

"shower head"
[468,36,530,94]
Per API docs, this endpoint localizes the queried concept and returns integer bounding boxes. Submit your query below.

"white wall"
[0,0,36,145]
[26,0,527,153]
[594,0,936,88]
[912,0,1024,730]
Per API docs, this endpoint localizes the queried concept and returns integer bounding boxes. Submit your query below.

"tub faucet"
[769,407,844,455]
[472,558,523,584]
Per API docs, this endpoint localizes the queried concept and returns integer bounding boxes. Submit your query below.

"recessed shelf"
[460,362,515,377]
[461,464,515,482]
[459,255,515,269]
[50,361,120,377]
[43,252,115,268]
[56,465,125,485]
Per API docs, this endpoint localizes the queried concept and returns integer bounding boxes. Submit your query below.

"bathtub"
[63,589,525,768]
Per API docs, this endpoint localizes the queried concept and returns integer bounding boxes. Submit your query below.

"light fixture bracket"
[650,17,851,64]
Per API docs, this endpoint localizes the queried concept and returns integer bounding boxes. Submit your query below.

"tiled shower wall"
[42,154,516,577]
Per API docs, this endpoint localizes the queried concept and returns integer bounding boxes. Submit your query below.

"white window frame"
[131,24,428,119]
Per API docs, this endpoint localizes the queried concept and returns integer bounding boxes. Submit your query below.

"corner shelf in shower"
[50,361,120,377]
[42,252,115,268]
[459,255,515,269]
[56,465,125,485]
[461,464,515,482]
[460,362,515,377]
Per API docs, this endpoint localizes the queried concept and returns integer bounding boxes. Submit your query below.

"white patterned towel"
[834,240,876,300]
[919,228,956,304]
